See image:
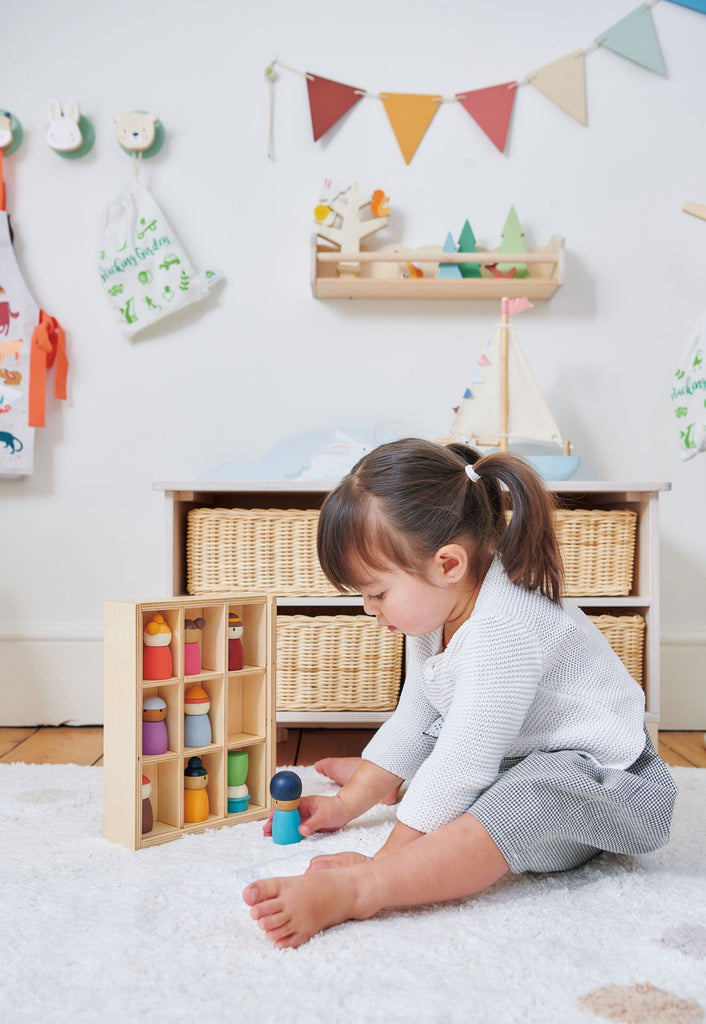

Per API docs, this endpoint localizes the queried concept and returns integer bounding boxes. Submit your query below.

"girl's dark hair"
[317,438,564,603]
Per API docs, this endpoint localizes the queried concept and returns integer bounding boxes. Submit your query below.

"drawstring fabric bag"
[97,173,222,338]
[671,312,706,460]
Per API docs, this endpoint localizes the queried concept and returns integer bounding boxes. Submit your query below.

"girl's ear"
[433,544,468,583]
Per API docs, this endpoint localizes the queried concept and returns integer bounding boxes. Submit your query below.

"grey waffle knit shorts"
[468,729,677,874]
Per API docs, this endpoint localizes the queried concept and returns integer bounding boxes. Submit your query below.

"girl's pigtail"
[452,447,564,603]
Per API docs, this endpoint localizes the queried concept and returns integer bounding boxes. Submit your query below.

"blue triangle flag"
[664,0,706,11]
[463,388,472,399]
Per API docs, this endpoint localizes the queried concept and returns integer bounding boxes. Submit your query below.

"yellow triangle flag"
[381,93,443,164]
[529,50,587,125]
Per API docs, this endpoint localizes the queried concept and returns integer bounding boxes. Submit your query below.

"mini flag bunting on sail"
[463,388,472,398]
[506,296,534,316]
[597,5,666,75]
[478,353,491,366]
[529,50,587,125]
[380,93,443,164]
[307,74,363,141]
[456,82,517,153]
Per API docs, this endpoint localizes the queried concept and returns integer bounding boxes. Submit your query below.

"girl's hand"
[298,794,353,836]
[261,793,353,839]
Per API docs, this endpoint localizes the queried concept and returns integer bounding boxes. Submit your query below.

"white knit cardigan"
[362,557,646,834]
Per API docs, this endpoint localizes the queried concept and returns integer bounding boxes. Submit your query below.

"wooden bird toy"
[184,756,209,823]
[269,770,302,845]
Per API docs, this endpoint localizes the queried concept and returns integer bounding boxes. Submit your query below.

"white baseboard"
[1,626,704,730]
[0,625,103,727]
[659,630,706,730]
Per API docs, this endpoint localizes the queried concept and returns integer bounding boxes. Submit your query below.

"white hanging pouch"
[671,313,706,460]
[97,175,222,337]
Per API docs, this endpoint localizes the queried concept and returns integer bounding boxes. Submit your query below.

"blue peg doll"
[270,770,302,845]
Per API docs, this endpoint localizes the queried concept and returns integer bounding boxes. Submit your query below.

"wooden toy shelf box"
[103,594,275,850]
[310,234,564,300]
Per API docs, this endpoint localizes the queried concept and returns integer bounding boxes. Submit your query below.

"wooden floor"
[0,726,705,769]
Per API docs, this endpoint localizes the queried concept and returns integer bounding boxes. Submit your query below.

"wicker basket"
[186,507,339,597]
[555,509,637,596]
[588,613,645,686]
[275,615,404,711]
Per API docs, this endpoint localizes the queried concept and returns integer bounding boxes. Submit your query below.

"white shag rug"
[1,763,705,1024]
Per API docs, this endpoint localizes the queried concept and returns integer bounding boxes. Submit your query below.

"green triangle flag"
[597,5,666,75]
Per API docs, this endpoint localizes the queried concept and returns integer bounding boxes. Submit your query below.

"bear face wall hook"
[114,111,164,159]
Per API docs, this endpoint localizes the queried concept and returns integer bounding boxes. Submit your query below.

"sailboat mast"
[499,297,510,452]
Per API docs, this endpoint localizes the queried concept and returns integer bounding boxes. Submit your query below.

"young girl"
[243,439,677,948]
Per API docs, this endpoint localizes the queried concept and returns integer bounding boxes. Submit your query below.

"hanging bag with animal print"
[0,158,68,478]
[97,171,222,338]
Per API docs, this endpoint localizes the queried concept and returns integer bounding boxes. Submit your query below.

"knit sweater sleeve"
[396,615,544,834]
[361,631,441,780]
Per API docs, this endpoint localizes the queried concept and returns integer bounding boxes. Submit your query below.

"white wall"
[1,0,704,726]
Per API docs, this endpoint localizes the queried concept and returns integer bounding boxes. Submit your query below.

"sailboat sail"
[449,321,564,446]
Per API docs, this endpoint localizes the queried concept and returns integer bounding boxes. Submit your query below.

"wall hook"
[114,111,164,159]
[46,97,95,158]
[0,110,23,155]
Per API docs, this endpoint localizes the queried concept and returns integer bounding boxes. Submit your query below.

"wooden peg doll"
[141,774,153,834]
[142,695,168,755]
[184,684,212,748]
[270,770,302,845]
[143,613,172,680]
[228,613,244,671]
[184,617,205,675]
[184,756,209,823]
[228,750,249,813]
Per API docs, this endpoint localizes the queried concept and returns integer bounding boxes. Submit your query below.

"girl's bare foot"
[243,864,378,948]
[314,756,400,805]
[306,851,370,872]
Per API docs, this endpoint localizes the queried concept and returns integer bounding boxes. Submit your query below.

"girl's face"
[358,564,455,638]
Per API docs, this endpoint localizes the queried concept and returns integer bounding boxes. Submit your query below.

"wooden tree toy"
[142,695,168,755]
[457,220,482,279]
[314,182,389,278]
[497,206,529,278]
[184,756,209,823]
[184,617,205,675]
[184,684,212,748]
[228,612,244,671]
[143,613,172,680]
[270,770,302,845]
[141,775,153,834]
[228,750,250,813]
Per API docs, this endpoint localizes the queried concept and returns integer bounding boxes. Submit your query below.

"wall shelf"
[311,235,564,300]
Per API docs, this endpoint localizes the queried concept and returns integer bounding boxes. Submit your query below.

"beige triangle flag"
[529,50,587,125]
[381,92,442,164]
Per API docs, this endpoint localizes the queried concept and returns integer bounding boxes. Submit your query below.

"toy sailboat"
[441,297,578,477]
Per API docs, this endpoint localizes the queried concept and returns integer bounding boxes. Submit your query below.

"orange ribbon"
[29,311,68,428]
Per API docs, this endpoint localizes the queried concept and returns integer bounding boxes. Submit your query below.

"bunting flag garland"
[266,0,704,163]
[306,74,363,141]
[598,5,666,74]
[529,51,588,125]
[380,93,443,164]
[456,82,517,153]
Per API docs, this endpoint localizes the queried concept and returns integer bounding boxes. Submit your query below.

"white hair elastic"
[465,463,481,482]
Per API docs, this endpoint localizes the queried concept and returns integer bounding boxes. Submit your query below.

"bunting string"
[266,0,704,164]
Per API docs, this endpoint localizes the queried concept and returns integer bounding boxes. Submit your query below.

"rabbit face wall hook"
[46,98,94,158]
[0,110,23,156]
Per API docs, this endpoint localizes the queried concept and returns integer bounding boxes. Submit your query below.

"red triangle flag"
[456,82,517,153]
[306,74,363,141]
